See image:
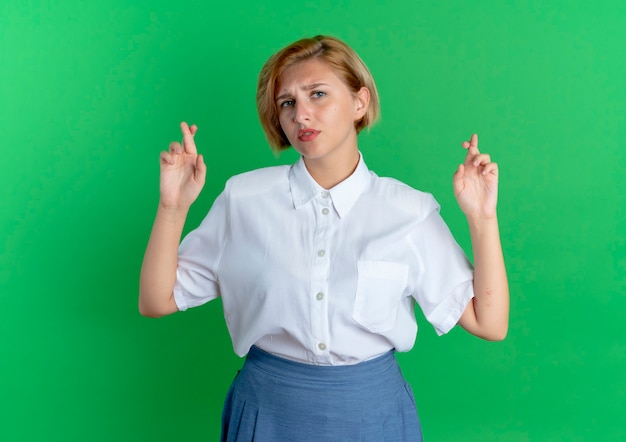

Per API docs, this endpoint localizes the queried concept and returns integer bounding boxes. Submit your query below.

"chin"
[293,145,327,159]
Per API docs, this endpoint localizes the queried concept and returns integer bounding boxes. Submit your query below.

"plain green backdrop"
[1,0,625,441]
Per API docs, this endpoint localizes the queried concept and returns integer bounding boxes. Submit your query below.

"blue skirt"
[221,346,422,441]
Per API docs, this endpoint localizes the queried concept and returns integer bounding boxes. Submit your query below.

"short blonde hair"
[256,35,380,153]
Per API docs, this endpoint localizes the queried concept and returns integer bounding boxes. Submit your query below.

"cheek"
[278,114,295,141]
[323,104,339,121]
[277,112,288,128]
[278,114,289,133]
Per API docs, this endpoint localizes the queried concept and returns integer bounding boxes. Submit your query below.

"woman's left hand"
[453,134,499,220]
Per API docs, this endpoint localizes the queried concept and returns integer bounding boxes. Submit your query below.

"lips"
[297,128,320,142]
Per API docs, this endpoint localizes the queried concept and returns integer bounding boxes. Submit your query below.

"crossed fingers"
[161,122,198,165]
[462,134,497,176]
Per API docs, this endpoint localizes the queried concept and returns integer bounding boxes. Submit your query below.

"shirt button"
[321,191,330,199]
[321,208,329,215]
[318,343,327,351]
[316,292,324,301]
[317,249,326,257]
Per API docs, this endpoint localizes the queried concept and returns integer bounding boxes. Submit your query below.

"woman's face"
[275,58,369,166]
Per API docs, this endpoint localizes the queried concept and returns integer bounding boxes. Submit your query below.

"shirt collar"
[288,153,371,218]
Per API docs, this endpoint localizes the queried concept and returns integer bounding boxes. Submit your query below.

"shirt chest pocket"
[352,261,409,333]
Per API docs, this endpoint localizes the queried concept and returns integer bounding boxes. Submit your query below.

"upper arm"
[457,298,480,336]
[139,293,180,318]
[457,296,507,341]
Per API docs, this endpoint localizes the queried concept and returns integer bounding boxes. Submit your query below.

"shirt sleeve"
[407,207,475,335]
[173,186,230,311]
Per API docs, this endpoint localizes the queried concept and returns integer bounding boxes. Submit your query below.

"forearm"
[465,216,510,340]
[138,204,189,317]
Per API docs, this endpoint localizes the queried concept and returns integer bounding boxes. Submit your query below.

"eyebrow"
[275,82,329,102]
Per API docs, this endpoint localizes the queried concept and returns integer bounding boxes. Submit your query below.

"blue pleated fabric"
[221,346,423,441]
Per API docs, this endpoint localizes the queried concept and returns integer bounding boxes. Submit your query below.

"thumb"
[453,164,464,195]
[195,154,207,186]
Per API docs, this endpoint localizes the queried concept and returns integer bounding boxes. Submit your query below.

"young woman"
[140,35,509,441]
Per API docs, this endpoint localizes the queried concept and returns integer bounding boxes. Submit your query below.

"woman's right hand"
[159,122,207,210]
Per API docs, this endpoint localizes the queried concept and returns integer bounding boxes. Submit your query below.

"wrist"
[466,214,499,232]
[156,202,191,224]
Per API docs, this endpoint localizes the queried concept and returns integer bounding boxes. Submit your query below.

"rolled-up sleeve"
[173,187,230,311]
[408,208,475,335]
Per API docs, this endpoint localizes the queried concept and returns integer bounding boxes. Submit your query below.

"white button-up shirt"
[174,155,474,365]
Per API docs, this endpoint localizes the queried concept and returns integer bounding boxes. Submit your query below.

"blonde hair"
[256,35,380,153]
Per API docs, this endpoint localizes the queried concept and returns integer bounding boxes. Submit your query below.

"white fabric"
[174,155,474,365]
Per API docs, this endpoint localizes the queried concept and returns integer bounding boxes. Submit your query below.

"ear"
[353,87,370,121]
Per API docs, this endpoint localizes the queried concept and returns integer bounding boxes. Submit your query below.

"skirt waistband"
[245,345,397,384]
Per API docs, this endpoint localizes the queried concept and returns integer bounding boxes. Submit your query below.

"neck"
[303,148,360,189]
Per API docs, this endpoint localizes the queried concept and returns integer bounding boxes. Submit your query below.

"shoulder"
[367,173,440,218]
[224,165,290,198]
[368,173,437,206]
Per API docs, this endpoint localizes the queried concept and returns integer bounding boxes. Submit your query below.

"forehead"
[276,58,344,94]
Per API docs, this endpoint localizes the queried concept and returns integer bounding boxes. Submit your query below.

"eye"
[280,99,295,108]
[312,91,326,99]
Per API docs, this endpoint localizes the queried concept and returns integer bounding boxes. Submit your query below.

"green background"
[1,0,625,441]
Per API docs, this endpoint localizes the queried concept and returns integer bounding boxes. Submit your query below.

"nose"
[293,100,311,125]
